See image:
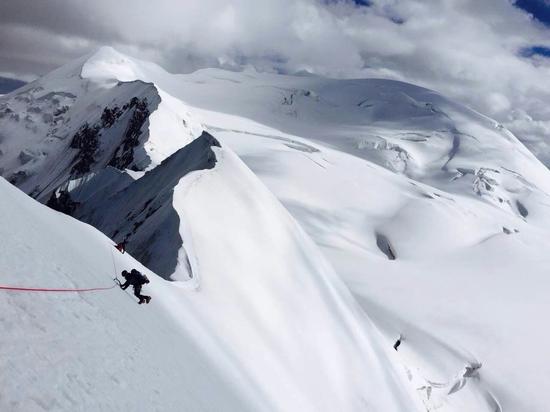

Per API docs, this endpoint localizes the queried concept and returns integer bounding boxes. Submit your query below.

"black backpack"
[131,269,149,285]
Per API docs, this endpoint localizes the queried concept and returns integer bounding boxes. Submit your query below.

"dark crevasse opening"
[375,232,396,260]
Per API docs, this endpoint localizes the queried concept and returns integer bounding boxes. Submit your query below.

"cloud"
[2,0,550,161]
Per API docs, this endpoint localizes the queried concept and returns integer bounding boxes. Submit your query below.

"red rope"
[0,284,116,293]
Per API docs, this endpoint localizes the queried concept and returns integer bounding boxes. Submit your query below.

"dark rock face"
[100,105,123,128]
[516,200,528,218]
[8,170,28,185]
[375,232,396,260]
[70,123,100,176]
[69,95,152,178]
[108,97,150,170]
[46,190,79,215]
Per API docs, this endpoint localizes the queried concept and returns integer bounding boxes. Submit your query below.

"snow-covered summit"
[81,46,167,83]
[0,48,202,201]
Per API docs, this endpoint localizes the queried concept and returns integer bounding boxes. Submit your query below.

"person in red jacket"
[115,239,127,254]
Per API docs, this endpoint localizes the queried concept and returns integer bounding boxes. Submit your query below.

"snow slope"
[177,73,550,227]
[217,124,548,411]
[185,86,550,411]
[71,49,550,411]
[3,47,550,411]
[0,178,251,412]
[0,152,423,411]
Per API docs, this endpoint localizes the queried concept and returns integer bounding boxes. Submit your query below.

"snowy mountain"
[2,46,550,411]
[0,51,201,201]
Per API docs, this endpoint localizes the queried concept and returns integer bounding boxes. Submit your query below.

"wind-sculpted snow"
[74,132,220,281]
[0,160,424,411]
[217,119,550,411]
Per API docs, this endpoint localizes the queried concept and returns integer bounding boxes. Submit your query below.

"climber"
[115,239,127,254]
[393,334,403,351]
[119,269,151,304]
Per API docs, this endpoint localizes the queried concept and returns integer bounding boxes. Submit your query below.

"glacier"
[1,46,550,411]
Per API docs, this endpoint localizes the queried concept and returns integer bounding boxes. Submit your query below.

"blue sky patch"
[353,0,372,6]
[521,45,550,57]
[515,0,550,26]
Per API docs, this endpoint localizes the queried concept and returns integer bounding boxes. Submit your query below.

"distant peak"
[81,46,145,83]
[88,46,130,61]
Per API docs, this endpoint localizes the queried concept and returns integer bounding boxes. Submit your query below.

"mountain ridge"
[2,47,550,411]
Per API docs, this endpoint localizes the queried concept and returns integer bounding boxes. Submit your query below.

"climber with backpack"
[118,269,151,304]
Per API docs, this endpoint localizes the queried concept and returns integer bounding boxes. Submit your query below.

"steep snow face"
[217,126,521,411]
[165,144,424,412]
[0,163,423,411]
[202,105,550,411]
[0,178,253,412]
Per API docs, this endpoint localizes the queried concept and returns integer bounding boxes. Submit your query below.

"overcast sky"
[2,0,550,149]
